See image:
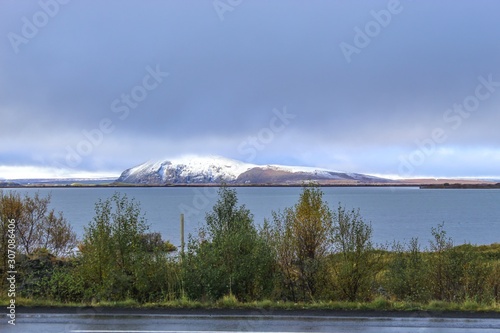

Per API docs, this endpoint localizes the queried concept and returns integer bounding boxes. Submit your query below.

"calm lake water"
[4,187,500,247]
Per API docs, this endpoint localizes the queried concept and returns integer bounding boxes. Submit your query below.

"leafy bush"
[330,205,380,301]
[183,186,275,302]
[267,185,333,301]
[385,238,430,302]
[79,192,179,302]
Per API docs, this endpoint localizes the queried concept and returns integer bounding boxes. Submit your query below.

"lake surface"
[4,187,500,247]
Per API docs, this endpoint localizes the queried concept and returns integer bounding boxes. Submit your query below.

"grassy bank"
[2,295,499,313]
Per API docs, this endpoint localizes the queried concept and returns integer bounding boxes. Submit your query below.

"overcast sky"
[1,0,499,179]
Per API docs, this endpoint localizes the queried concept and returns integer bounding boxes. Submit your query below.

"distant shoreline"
[1,181,499,189]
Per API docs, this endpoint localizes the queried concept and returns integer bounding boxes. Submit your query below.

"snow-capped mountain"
[116,156,256,184]
[115,155,392,185]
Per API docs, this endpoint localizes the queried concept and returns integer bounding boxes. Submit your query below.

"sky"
[1,0,500,180]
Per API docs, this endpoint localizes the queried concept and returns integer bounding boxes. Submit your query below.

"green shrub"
[330,205,380,302]
[385,238,431,302]
[183,186,275,302]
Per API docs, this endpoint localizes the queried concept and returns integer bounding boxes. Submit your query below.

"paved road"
[2,310,500,333]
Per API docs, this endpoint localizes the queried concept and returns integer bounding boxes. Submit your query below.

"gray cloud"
[1,0,500,178]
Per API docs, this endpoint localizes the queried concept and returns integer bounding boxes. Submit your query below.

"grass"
[0,296,85,307]
[217,293,239,307]
[1,295,499,313]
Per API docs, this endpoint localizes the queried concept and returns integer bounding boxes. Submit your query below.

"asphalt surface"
[1,308,500,333]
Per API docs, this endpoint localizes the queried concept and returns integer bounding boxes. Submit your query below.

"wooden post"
[180,213,185,255]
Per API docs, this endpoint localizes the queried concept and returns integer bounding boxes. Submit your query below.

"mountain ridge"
[115,155,393,185]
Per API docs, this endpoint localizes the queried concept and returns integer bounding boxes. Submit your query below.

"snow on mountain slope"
[115,155,390,185]
[117,155,257,184]
[168,155,257,179]
[263,164,346,179]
